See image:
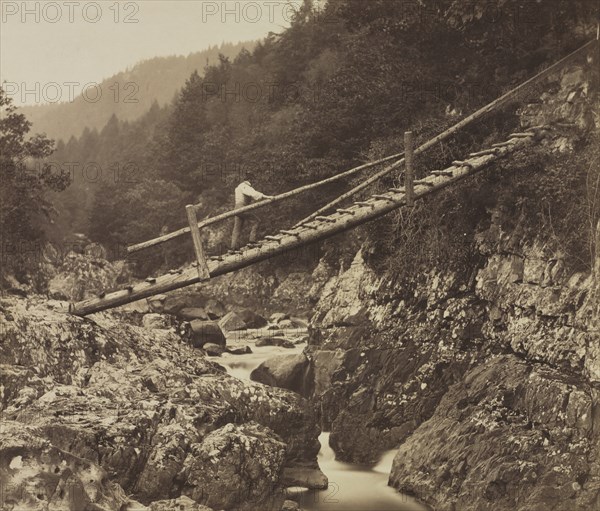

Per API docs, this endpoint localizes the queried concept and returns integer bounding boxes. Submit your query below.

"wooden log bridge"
[70,130,544,316]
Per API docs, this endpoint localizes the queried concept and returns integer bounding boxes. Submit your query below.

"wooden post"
[404,131,415,206]
[185,205,210,280]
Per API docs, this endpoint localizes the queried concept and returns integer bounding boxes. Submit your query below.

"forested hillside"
[21,41,255,141]
[6,0,596,279]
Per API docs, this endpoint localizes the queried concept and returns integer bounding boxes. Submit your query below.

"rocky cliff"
[307,59,600,511]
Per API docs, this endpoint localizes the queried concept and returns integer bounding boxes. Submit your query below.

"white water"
[291,432,427,511]
[218,329,306,380]
[219,329,428,511]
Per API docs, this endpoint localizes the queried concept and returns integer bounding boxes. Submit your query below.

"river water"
[219,329,428,511]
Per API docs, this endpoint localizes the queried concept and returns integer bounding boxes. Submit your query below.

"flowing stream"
[219,329,428,511]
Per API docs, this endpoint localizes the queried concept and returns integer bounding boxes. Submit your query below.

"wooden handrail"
[126,151,405,253]
[295,38,598,225]
[128,38,597,255]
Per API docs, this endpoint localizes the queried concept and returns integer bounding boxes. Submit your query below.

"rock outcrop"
[0,297,324,510]
[45,249,132,302]
[389,355,599,511]
[0,421,129,511]
[308,221,599,507]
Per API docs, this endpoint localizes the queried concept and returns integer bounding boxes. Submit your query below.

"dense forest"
[2,0,597,279]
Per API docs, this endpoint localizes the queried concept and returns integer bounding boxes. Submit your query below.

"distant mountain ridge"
[22,41,256,141]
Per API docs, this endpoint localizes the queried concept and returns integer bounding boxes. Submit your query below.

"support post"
[185,205,210,280]
[404,131,415,206]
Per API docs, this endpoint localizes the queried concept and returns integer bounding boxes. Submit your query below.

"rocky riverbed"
[0,297,324,511]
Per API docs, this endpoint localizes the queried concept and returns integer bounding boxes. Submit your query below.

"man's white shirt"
[235,181,266,205]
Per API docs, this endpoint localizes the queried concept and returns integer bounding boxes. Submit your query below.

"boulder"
[203,343,225,356]
[179,307,209,321]
[227,346,253,355]
[270,312,290,323]
[204,298,226,319]
[289,317,308,329]
[147,294,167,312]
[256,337,296,349]
[142,313,170,330]
[190,320,226,348]
[219,311,247,331]
[250,353,312,395]
[237,309,268,329]
[182,422,287,511]
[281,465,328,490]
[278,319,295,329]
[281,500,300,511]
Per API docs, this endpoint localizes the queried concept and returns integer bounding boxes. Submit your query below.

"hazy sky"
[1,0,296,104]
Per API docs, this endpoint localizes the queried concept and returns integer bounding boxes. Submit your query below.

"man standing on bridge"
[231,180,273,250]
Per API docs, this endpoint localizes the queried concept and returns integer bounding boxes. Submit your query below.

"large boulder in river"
[256,337,296,349]
[189,320,226,347]
[251,354,312,395]
[219,311,247,331]
[203,343,225,356]
[237,309,268,329]
[220,309,268,330]
[182,422,287,511]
